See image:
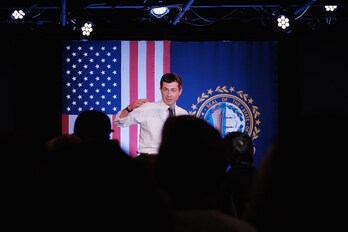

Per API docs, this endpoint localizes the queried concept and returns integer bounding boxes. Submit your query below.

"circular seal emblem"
[189,86,261,140]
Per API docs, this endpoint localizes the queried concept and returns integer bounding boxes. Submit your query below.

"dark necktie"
[168,107,174,117]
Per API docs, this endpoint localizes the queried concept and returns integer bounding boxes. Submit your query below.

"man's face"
[160,81,182,106]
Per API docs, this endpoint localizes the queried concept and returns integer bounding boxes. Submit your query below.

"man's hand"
[119,99,148,118]
[128,99,148,111]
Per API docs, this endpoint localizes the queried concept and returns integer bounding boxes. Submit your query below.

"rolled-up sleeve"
[114,110,134,127]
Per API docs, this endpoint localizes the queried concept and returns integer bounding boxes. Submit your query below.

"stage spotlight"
[11,10,26,20]
[325,5,338,12]
[324,5,338,25]
[81,21,93,37]
[277,15,290,30]
[275,14,292,33]
[150,6,169,18]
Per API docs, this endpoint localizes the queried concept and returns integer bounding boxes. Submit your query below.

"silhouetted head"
[156,115,228,207]
[224,131,254,166]
[73,110,114,141]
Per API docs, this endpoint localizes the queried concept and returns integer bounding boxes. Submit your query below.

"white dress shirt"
[114,99,188,154]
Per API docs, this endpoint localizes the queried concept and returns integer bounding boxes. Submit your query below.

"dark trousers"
[134,153,158,179]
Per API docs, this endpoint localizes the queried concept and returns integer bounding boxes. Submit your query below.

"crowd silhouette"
[3,109,342,231]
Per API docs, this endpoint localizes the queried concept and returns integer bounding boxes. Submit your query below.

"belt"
[139,153,157,156]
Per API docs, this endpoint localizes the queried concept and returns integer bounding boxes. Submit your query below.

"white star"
[66,46,70,50]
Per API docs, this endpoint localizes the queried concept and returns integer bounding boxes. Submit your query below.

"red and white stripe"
[62,40,171,158]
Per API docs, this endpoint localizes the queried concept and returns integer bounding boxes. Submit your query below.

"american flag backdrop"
[62,40,170,158]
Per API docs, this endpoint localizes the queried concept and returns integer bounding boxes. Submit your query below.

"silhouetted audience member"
[223,131,258,218]
[242,112,348,231]
[37,110,171,231]
[240,139,280,232]
[38,139,171,231]
[155,115,256,232]
[45,134,82,153]
[73,109,114,141]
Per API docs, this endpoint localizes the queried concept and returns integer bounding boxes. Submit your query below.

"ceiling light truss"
[0,3,347,32]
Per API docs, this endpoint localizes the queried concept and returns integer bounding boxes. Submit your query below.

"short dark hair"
[160,73,182,89]
[74,110,114,140]
[224,131,254,165]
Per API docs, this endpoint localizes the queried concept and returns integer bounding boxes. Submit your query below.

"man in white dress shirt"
[114,73,188,156]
